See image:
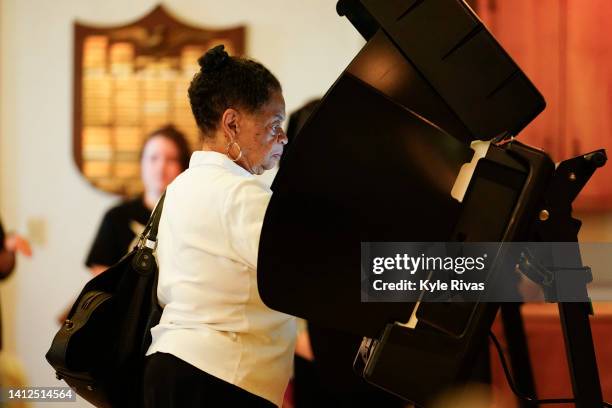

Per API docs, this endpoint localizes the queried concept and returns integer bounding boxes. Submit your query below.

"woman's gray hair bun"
[198,44,229,72]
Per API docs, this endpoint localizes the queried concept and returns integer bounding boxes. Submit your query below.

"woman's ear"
[221,108,240,141]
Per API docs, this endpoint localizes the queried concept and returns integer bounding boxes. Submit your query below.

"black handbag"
[46,194,165,407]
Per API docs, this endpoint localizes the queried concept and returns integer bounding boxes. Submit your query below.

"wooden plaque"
[73,5,245,195]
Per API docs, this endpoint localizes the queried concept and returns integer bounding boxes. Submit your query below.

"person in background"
[85,124,191,275]
[143,45,294,408]
[0,218,32,351]
[0,219,31,407]
[56,125,191,325]
[277,99,319,170]
[280,100,404,408]
[277,99,321,408]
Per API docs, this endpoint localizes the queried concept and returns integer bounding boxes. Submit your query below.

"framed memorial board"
[74,5,245,195]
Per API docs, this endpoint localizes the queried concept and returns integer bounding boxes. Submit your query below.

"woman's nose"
[277,128,288,145]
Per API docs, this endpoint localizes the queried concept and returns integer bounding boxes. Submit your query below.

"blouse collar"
[189,151,252,177]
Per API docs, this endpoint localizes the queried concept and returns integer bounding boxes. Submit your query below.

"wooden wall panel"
[475,0,612,210]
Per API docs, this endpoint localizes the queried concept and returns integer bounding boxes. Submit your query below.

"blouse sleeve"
[224,179,272,270]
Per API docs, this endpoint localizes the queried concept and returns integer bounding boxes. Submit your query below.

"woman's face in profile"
[141,135,183,194]
[237,90,287,175]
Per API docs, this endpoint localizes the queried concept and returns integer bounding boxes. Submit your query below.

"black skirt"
[143,352,276,408]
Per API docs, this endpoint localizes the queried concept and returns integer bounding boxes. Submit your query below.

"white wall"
[0,1,364,406]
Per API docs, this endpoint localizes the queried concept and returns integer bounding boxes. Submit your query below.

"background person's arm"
[89,264,110,276]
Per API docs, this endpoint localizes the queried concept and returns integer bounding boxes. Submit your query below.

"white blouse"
[146,151,296,406]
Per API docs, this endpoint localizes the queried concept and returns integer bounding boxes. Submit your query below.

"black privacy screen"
[258,0,545,338]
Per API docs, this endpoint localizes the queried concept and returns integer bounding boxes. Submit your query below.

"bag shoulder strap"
[140,192,166,249]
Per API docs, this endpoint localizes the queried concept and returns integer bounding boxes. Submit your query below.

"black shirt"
[85,198,151,268]
[0,218,6,349]
[0,219,5,251]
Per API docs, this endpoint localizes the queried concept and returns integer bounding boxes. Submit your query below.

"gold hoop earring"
[226,141,243,162]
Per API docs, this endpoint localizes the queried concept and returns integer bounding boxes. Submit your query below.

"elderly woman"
[144,45,294,408]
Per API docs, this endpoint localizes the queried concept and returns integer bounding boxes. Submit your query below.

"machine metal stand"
[514,149,607,407]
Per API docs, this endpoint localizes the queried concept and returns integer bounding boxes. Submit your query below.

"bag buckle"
[144,239,157,250]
